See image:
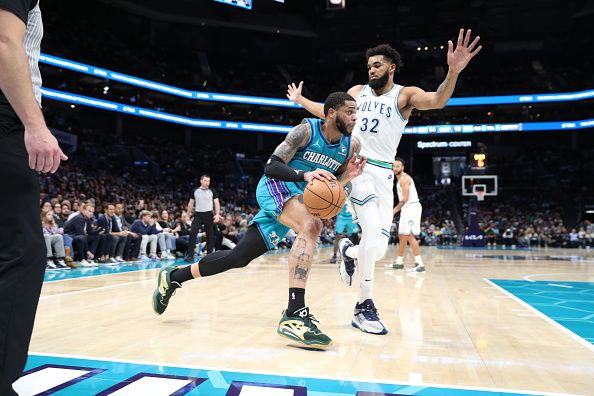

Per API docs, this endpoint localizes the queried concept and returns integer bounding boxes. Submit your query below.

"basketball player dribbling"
[152,92,365,348]
[288,28,482,334]
[390,157,424,272]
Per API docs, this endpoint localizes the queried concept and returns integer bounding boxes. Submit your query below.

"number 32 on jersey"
[360,117,379,133]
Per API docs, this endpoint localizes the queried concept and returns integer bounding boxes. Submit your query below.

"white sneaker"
[55,259,70,270]
[407,264,425,273]
[352,299,389,335]
[338,238,356,286]
[115,256,125,263]
[46,259,58,270]
[78,259,95,267]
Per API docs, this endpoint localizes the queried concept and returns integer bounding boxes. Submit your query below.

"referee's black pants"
[187,211,215,256]
[0,124,47,395]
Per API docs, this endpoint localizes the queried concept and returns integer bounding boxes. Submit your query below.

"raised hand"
[286,81,304,103]
[447,28,482,74]
[344,155,366,182]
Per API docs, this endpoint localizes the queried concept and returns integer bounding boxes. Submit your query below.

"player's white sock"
[396,256,404,265]
[414,255,424,267]
[359,279,373,303]
[351,201,382,303]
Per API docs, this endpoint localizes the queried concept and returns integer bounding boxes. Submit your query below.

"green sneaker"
[277,307,332,348]
[152,266,182,315]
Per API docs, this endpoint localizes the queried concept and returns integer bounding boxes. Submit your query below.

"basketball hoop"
[475,190,485,201]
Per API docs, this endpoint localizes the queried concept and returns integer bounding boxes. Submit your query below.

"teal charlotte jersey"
[335,203,359,235]
[253,118,351,249]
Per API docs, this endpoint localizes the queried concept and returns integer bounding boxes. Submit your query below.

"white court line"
[42,267,171,284]
[484,278,594,354]
[547,283,573,289]
[40,268,287,299]
[523,273,576,282]
[27,351,582,396]
[407,372,423,384]
[40,279,152,300]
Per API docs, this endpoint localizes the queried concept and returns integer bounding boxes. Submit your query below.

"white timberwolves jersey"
[397,173,420,205]
[353,84,408,163]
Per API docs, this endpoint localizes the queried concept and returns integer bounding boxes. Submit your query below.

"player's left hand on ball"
[304,168,336,183]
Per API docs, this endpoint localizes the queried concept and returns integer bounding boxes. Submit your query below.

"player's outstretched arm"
[287,81,326,119]
[403,28,482,111]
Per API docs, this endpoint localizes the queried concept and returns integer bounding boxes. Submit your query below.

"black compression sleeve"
[264,155,306,182]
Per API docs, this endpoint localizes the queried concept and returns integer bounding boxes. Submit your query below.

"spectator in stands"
[64,203,97,267]
[569,229,579,248]
[96,204,129,263]
[52,203,65,227]
[60,203,71,224]
[171,211,191,255]
[151,212,175,260]
[41,210,69,270]
[130,210,159,261]
[114,202,141,261]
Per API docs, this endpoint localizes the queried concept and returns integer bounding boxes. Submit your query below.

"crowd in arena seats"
[38,117,593,270]
[472,195,593,249]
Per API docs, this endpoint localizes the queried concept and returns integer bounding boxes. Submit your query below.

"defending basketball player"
[287,28,481,334]
[390,158,424,272]
[152,92,365,348]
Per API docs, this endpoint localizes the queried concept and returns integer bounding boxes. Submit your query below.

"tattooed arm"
[264,122,310,182]
[264,121,337,183]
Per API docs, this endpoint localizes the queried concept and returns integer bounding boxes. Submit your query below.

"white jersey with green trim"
[396,172,420,206]
[353,84,408,163]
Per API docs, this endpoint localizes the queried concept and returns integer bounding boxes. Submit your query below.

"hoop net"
[475,190,486,201]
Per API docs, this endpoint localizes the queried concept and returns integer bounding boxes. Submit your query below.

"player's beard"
[336,116,352,136]
[368,71,389,90]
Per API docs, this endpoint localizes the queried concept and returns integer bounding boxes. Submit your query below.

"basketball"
[303,178,345,219]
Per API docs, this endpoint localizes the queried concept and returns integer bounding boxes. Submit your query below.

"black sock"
[170,265,194,284]
[287,288,305,316]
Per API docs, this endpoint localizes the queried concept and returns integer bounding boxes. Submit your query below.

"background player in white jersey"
[390,158,424,272]
[288,29,482,334]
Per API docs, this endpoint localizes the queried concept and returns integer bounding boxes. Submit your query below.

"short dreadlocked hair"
[365,44,404,73]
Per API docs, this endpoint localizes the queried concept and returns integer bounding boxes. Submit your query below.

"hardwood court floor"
[30,247,594,395]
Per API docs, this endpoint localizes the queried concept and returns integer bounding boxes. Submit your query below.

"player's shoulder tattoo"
[272,122,310,163]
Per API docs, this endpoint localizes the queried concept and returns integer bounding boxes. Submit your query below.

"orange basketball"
[303,178,345,219]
